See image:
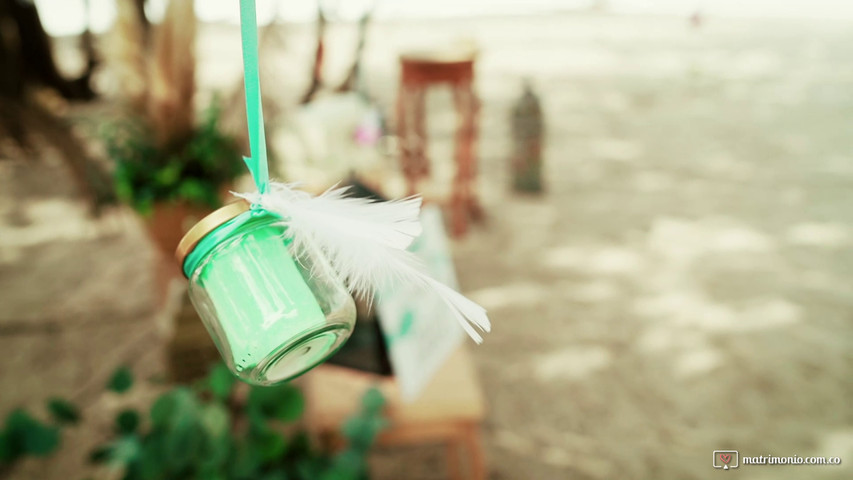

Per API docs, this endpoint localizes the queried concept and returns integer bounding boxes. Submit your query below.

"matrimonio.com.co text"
[743,455,842,465]
[713,450,842,470]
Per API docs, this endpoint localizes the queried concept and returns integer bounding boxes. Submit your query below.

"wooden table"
[303,346,488,479]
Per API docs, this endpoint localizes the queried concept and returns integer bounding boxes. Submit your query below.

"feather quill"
[236,182,491,343]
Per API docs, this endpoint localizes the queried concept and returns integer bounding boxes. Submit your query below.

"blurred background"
[1,0,853,479]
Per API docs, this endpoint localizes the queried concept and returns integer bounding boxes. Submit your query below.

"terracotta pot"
[141,202,214,312]
[142,201,215,258]
[143,181,237,256]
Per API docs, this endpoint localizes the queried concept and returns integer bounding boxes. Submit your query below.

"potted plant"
[102,0,245,381]
[104,102,244,256]
[104,0,244,256]
[0,365,387,480]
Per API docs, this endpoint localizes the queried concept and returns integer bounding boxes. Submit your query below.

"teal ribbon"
[239,0,269,194]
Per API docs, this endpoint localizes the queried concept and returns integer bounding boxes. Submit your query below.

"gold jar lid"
[175,200,250,266]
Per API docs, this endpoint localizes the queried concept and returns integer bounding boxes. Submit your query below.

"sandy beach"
[3,11,853,479]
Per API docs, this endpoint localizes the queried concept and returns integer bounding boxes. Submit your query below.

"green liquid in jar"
[199,225,326,373]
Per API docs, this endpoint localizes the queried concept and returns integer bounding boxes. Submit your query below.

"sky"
[34,0,853,36]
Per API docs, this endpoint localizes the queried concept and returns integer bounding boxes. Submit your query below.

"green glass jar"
[176,201,356,385]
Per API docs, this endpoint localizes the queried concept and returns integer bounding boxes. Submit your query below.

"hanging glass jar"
[175,201,356,385]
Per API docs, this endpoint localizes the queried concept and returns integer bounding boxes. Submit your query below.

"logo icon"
[713,450,739,470]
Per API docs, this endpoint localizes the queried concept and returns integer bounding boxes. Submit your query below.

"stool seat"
[400,47,478,85]
[400,57,475,86]
[400,46,477,64]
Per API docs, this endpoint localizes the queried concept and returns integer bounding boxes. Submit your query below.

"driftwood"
[134,0,151,41]
[335,11,372,94]
[300,8,327,105]
[301,4,375,103]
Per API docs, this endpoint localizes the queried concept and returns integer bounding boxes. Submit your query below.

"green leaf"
[47,398,80,425]
[0,432,14,463]
[207,363,236,401]
[88,445,111,464]
[287,431,313,458]
[114,177,134,203]
[136,196,154,216]
[341,417,378,449]
[107,366,134,393]
[199,431,232,473]
[326,449,365,480]
[340,390,389,452]
[134,431,169,477]
[259,472,289,480]
[153,162,181,187]
[229,445,262,479]
[249,426,287,462]
[361,388,385,414]
[197,466,229,480]
[150,388,196,431]
[110,436,141,464]
[150,393,179,429]
[23,425,60,456]
[152,390,205,470]
[199,403,229,439]
[104,105,243,212]
[116,410,140,434]
[247,384,304,422]
[5,409,60,457]
[295,458,324,480]
[164,421,204,470]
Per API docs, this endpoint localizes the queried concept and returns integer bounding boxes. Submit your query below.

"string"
[239,0,269,194]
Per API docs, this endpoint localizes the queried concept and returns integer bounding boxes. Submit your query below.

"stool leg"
[463,424,488,480]
[446,436,465,480]
[398,86,429,196]
[412,87,428,192]
[397,85,413,195]
[468,90,484,222]
[451,83,477,236]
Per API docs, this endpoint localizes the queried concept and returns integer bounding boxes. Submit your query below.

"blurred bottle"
[510,81,544,193]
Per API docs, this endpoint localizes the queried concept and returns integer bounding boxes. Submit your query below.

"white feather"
[236,182,491,343]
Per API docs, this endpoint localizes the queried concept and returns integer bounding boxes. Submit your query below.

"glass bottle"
[176,201,355,385]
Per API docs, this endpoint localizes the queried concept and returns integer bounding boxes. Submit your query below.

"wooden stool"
[397,47,482,237]
[303,347,488,480]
